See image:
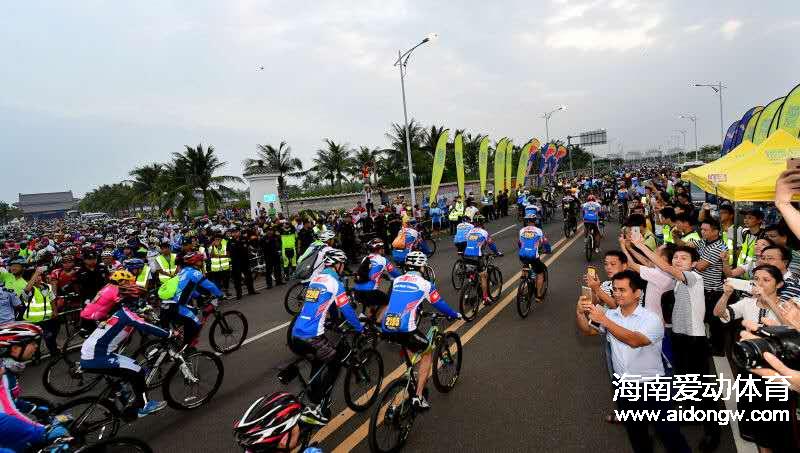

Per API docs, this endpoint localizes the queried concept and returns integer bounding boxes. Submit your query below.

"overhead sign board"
[707,174,727,183]
[262,193,278,203]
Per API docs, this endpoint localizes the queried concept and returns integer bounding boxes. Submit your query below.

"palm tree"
[171,144,243,215]
[243,141,303,195]
[421,125,447,157]
[463,132,484,178]
[350,146,382,184]
[127,163,168,212]
[384,119,425,182]
[312,139,352,189]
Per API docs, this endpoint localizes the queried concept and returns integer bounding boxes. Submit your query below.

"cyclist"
[616,183,630,219]
[453,216,474,255]
[518,215,548,303]
[80,269,142,332]
[123,258,150,290]
[582,195,604,254]
[80,276,173,419]
[291,249,363,425]
[524,196,542,227]
[353,239,401,322]
[100,249,122,271]
[390,219,431,266]
[462,215,502,305]
[0,323,68,452]
[297,231,336,280]
[561,191,579,232]
[381,251,460,410]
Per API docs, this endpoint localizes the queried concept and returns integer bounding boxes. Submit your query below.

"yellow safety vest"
[156,253,177,283]
[209,240,231,272]
[136,265,150,288]
[737,231,758,267]
[721,230,734,265]
[448,202,465,221]
[662,225,674,244]
[683,231,701,244]
[23,285,54,323]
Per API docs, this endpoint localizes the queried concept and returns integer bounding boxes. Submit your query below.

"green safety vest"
[156,253,177,283]
[0,271,27,297]
[682,231,701,244]
[737,231,758,267]
[209,240,231,272]
[18,249,30,258]
[721,230,734,265]
[448,202,465,220]
[23,285,54,323]
[662,225,674,244]
[136,265,150,288]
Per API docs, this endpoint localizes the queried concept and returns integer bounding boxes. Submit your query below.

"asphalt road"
[19,212,736,452]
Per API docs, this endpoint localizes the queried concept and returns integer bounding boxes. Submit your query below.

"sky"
[2,0,799,202]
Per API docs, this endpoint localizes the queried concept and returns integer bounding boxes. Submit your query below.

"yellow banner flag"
[429,129,450,204]
[778,83,800,138]
[479,137,489,195]
[515,140,533,189]
[505,139,514,192]
[493,139,507,193]
[753,97,785,145]
[454,133,465,199]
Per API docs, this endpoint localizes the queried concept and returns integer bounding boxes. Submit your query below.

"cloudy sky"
[2,0,799,201]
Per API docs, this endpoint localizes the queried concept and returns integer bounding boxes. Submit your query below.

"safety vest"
[23,285,54,323]
[209,240,231,272]
[662,225,673,244]
[156,253,177,283]
[0,272,27,297]
[448,202,465,221]
[721,230,734,265]
[682,231,701,244]
[136,265,150,288]
[18,249,30,258]
[737,231,758,267]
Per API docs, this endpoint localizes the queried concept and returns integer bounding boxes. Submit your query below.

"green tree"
[127,163,169,212]
[312,139,352,188]
[0,201,23,223]
[170,144,243,215]
[350,146,382,185]
[79,183,136,216]
[243,141,304,195]
[383,119,425,185]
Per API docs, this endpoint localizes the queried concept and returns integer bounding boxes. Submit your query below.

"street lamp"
[394,33,438,208]
[679,114,699,161]
[541,105,567,142]
[692,81,725,152]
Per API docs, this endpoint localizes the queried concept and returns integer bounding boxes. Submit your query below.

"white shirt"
[602,305,665,379]
[721,297,781,324]
[639,266,673,325]
[672,271,706,337]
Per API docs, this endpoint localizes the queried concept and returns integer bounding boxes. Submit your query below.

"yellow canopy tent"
[707,129,800,201]
[681,140,755,192]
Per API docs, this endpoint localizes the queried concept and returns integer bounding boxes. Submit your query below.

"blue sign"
[262,193,278,203]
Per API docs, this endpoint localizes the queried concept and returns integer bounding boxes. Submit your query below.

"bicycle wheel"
[563,221,571,238]
[83,437,154,453]
[423,238,436,258]
[344,348,384,412]
[433,332,462,393]
[450,259,466,291]
[209,310,248,353]
[457,281,480,322]
[58,396,119,444]
[420,265,436,283]
[42,348,101,397]
[283,282,306,316]
[163,350,224,410]
[539,267,549,300]
[487,266,503,301]
[516,279,532,318]
[368,379,414,453]
[134,340,171,390]
[585,235,594,262]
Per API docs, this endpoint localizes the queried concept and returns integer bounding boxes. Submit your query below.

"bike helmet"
[101,249,114,259]
[587,195,596,201]
[0,322,42,356]
[233,392,302,452]
[473,214,486,226]
[123,258,145,271]
[183,252,205,267]
[109,269,136,285]
[524,213,537,222]
[317,230,336,242]
[405,251,428,268]
[322,248,347,266]
[115,238,126,248]
[367,238,385,251]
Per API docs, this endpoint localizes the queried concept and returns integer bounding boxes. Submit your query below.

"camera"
[732,325,800,370]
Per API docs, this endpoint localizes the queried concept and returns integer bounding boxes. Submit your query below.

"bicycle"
[367,312,462,453]
[457,254,503,322]
[516,262,549,318]
[195,297,249,354]
[418,228,437,258]
[450,256,466,290]
[562,211,577,238]
[38,435,153,453]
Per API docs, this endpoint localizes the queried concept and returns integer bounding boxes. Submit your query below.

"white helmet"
[317,231,336,242]
[323,248,347,266]
[405,251,427,268]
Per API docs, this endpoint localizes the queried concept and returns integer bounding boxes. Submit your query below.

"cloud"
[546,0,601,25]
[720,19,742,40]
[683,24,704,33]
[543,17,660,51]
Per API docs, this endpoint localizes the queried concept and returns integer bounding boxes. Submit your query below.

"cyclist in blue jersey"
[161,252,224,348]
[518,215,548,302]
[391,219,431,265]
[353,239,401,321]
[291,249,363,425]
[524,196,542,227]
[582,195,604,253]
[453,217,474,255]
[382,251,460,409]
[462,215,503,305]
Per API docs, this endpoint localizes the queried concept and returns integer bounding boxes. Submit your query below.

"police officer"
[228,226,258,300]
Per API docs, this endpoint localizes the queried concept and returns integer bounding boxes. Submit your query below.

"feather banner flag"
[454,133,465,199]
[479,136,489,195]
[515,140,533,189]
[428,129,450,204]
[505,139,514,191]
[493,138,507,193]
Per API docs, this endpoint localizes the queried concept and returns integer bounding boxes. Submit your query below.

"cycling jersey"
[353,254,401,291]
[309,245,334,280]
[617,189,628,202]
[80,283,120,322]
[453,222,474,244]
[80,306,169,369]
[292,268,362,340]
[518,226,544,259]
[581,201,603,222]
[524,203,540,218]
[0,372,45,452]
[463,227,498,258]
[391,227,420,263]
[381,272,457,333]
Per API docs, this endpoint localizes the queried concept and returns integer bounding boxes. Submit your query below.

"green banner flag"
[743,106,764,143]
[429,129,450,204]
[515,140,533,189]
[753,97,785,145]
[479,137,489,195]
[505,139,514,192]
[493,139,507,193]
[778,83,800,138]
[454,133,465,199]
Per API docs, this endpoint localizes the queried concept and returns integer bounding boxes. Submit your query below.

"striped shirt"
[696,239,726,291]
[790,250,800,278]
[780,275,800,301]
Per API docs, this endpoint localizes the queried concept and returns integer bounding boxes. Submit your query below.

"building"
[17,191,78,219]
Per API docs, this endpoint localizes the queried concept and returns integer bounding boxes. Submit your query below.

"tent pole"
[731,202,739,265]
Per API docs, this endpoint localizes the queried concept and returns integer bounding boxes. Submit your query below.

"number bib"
[384,313,401,330]
[305,288,321,301]
[522,231,536,239]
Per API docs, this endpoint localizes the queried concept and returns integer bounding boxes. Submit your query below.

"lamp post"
[679,114,698,161]
[395,33,438,208]
[542,105,567,171]
[693,81,725,151]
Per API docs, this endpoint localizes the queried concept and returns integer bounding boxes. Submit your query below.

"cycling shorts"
[519,256,546,274]
[354,289,389,308]
[584,221,600,236]
[293,335,338,363]
[462,256,485,272]
[455,242,466,254]
[383,328,429,353]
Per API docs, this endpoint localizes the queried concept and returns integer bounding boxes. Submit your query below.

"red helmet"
[233,392,303,452]
[0,322,42,356]
[183,252,205,267]
[587,195,596,201]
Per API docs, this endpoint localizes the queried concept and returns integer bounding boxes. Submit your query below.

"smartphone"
[727,278,754,293]
[631,226,640,235]
[788,158,800,170]
[586,266,597,280]
[581,285,593,299]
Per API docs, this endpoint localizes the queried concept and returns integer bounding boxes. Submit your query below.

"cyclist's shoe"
[495,252,504,257]
[138,400,167,418]
[482,296,492,306]
[301,404,329,426]
[412,395,431,411]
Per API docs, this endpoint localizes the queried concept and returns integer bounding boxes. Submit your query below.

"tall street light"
[679,113,698,161]
[693,81,726,151]
[542,105,567,142]
[394,33,438,208]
